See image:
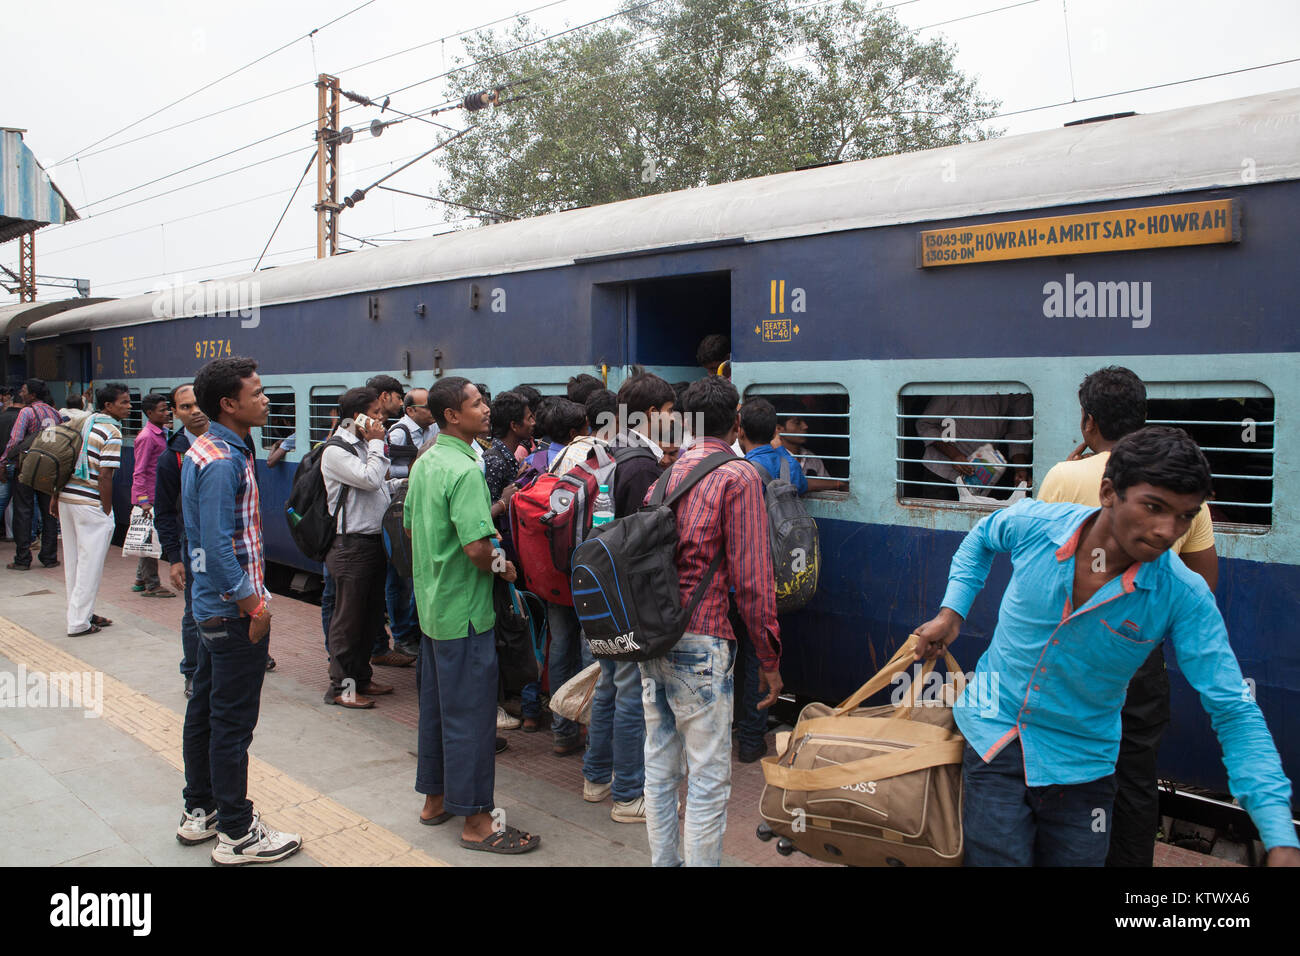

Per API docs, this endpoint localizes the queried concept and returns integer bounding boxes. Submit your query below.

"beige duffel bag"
[759,634,966,866]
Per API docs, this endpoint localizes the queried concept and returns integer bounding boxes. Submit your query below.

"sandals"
[141,587,175,598]
[419,810,454,827]
[460,825,540,855]
[69,623,102,636]
[90,615,113,628]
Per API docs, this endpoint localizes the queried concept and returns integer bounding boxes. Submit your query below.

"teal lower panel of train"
[106,449,1297,806]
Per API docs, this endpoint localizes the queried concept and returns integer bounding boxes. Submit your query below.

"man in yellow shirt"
[1037,366,1217,867]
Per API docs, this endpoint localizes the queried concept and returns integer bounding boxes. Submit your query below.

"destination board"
[917,199,1240,267]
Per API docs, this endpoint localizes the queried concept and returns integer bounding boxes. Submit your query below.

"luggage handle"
[761,739,965,791]
[832,633,963,718]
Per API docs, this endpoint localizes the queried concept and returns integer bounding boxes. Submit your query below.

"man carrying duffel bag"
[758,633,966,867]
[913,428,1300,867]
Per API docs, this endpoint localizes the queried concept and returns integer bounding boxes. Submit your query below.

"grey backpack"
[751,457,821,613]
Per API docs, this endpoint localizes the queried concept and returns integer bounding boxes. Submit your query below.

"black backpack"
[382,482,412,579]
[569,451,734,662]
[284,436,356,563]
[751,456,821,613]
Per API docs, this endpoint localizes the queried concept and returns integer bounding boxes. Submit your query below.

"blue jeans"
[639,633,737,867]
[178,544,199,678]
[182,615,270,837]
[521,681,541,720]
[321,565,335,652]
[0,473,13,537]
[415,625,498,817]
[384,562,419,651]
[547,602,592,743]
[962,738,1117,866]
[583,660,645,802]
[732,614,766,754]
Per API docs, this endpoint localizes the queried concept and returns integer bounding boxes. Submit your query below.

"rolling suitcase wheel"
[756,823,774,842]
[776,837,796,856]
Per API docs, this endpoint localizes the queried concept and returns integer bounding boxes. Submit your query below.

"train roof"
[0,297,113,340]
[27,85,1300,340]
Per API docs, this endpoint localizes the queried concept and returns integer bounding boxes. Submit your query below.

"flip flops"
[68,623,102,636]
[419,810,454,826]
[460,825,540,854]
[90,615,112,627]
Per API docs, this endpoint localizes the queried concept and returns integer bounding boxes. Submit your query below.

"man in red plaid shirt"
[640,375,783,866]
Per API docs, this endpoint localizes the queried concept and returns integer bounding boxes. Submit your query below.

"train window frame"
[261,389,298,451]
[122,389,143,441]
[1144,381,1274,533]
[309,386,345,446]
[896,382,1035,511]
[743,383,850,500]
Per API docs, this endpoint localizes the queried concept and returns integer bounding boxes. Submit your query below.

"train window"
[897,384,1034,507]
[1145,383,1274,530]
[262,390,297,451]
[122,389,143,441]
[309,387,344,446]
[744,384,850,498]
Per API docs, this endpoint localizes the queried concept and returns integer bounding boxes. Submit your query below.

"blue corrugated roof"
[1,128,79,242]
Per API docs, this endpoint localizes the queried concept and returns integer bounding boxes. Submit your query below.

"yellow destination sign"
[917,198,1240,267]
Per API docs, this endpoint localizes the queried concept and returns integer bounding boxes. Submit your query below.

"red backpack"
[509,443,655,605]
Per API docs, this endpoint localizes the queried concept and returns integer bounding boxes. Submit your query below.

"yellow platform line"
[0,617,448,867]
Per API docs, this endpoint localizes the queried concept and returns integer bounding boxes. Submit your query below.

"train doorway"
[618,272,730,384]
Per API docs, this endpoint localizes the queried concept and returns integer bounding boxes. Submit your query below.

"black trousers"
[1106,644,1171,867]
[12,481,57,567]
[324,534,386,695]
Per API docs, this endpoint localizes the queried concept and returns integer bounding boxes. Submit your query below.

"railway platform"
[0,539,1237,868]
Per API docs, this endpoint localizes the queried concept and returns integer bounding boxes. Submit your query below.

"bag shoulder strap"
[322,435,360,533]
[651,450,736,508]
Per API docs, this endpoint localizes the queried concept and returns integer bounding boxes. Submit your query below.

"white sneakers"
[209,812,302,866]
[497,706,522,731]
[176,807,219,845]
[583,779,612,803]
[611,796,646,824]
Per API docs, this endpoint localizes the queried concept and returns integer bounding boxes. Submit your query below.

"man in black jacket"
[154,383,208,698]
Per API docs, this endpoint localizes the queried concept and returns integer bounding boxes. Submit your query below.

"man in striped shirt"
[640,375,783,866]
[53,383,130,635]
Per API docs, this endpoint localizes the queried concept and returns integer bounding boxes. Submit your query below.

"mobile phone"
[354,413,375,431]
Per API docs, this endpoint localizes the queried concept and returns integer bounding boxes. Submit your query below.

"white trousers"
[59,501,115,634]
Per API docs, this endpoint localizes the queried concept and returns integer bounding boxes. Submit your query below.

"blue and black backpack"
[569,451,733,662]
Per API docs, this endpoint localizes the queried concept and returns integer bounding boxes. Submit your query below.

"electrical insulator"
[463,89,499,111]
[343,188,366,208]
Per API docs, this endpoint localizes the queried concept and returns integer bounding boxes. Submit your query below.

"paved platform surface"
[0,539,1238,867]
[0,541,821,867]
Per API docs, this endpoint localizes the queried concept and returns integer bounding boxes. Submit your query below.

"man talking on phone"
[321,387,404,709]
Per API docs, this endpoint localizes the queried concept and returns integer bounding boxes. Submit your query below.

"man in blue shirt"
[914,426,1299,866]
[732,397,807,762]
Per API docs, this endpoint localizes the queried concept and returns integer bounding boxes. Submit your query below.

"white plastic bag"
[956,479,1028,507]
[550,661,601,725]
[122,506,162,558]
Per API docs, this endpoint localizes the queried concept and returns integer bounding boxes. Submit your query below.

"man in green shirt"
[405,377,540,855]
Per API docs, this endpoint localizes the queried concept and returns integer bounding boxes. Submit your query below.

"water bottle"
[592,484,615,527]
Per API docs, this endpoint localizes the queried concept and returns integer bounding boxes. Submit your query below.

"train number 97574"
[195,339,233,359]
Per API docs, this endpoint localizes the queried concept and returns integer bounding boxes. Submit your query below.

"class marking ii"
[917,199,1240,267]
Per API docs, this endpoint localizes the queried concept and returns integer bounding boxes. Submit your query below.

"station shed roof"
[1,128,79,243]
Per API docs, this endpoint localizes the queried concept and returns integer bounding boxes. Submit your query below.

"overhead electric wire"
[59,0,580,167]
[254,153,318,270]
[53,0,379,167]
[375,184,518,220]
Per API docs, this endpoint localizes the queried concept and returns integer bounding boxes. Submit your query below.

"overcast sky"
[4,0,1298,304]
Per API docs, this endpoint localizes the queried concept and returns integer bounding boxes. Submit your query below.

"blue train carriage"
[23,85,1299,802]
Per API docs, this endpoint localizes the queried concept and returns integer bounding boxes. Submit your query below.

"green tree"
[434,0,1000,220]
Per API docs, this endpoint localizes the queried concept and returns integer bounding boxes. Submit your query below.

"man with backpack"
[131,393,175,597]
[4,379,63,570]
[578,373,677,824]
[379,388,434,665]
[54,384,131,635]
[639,375,783,866]
[733,397,810,762]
